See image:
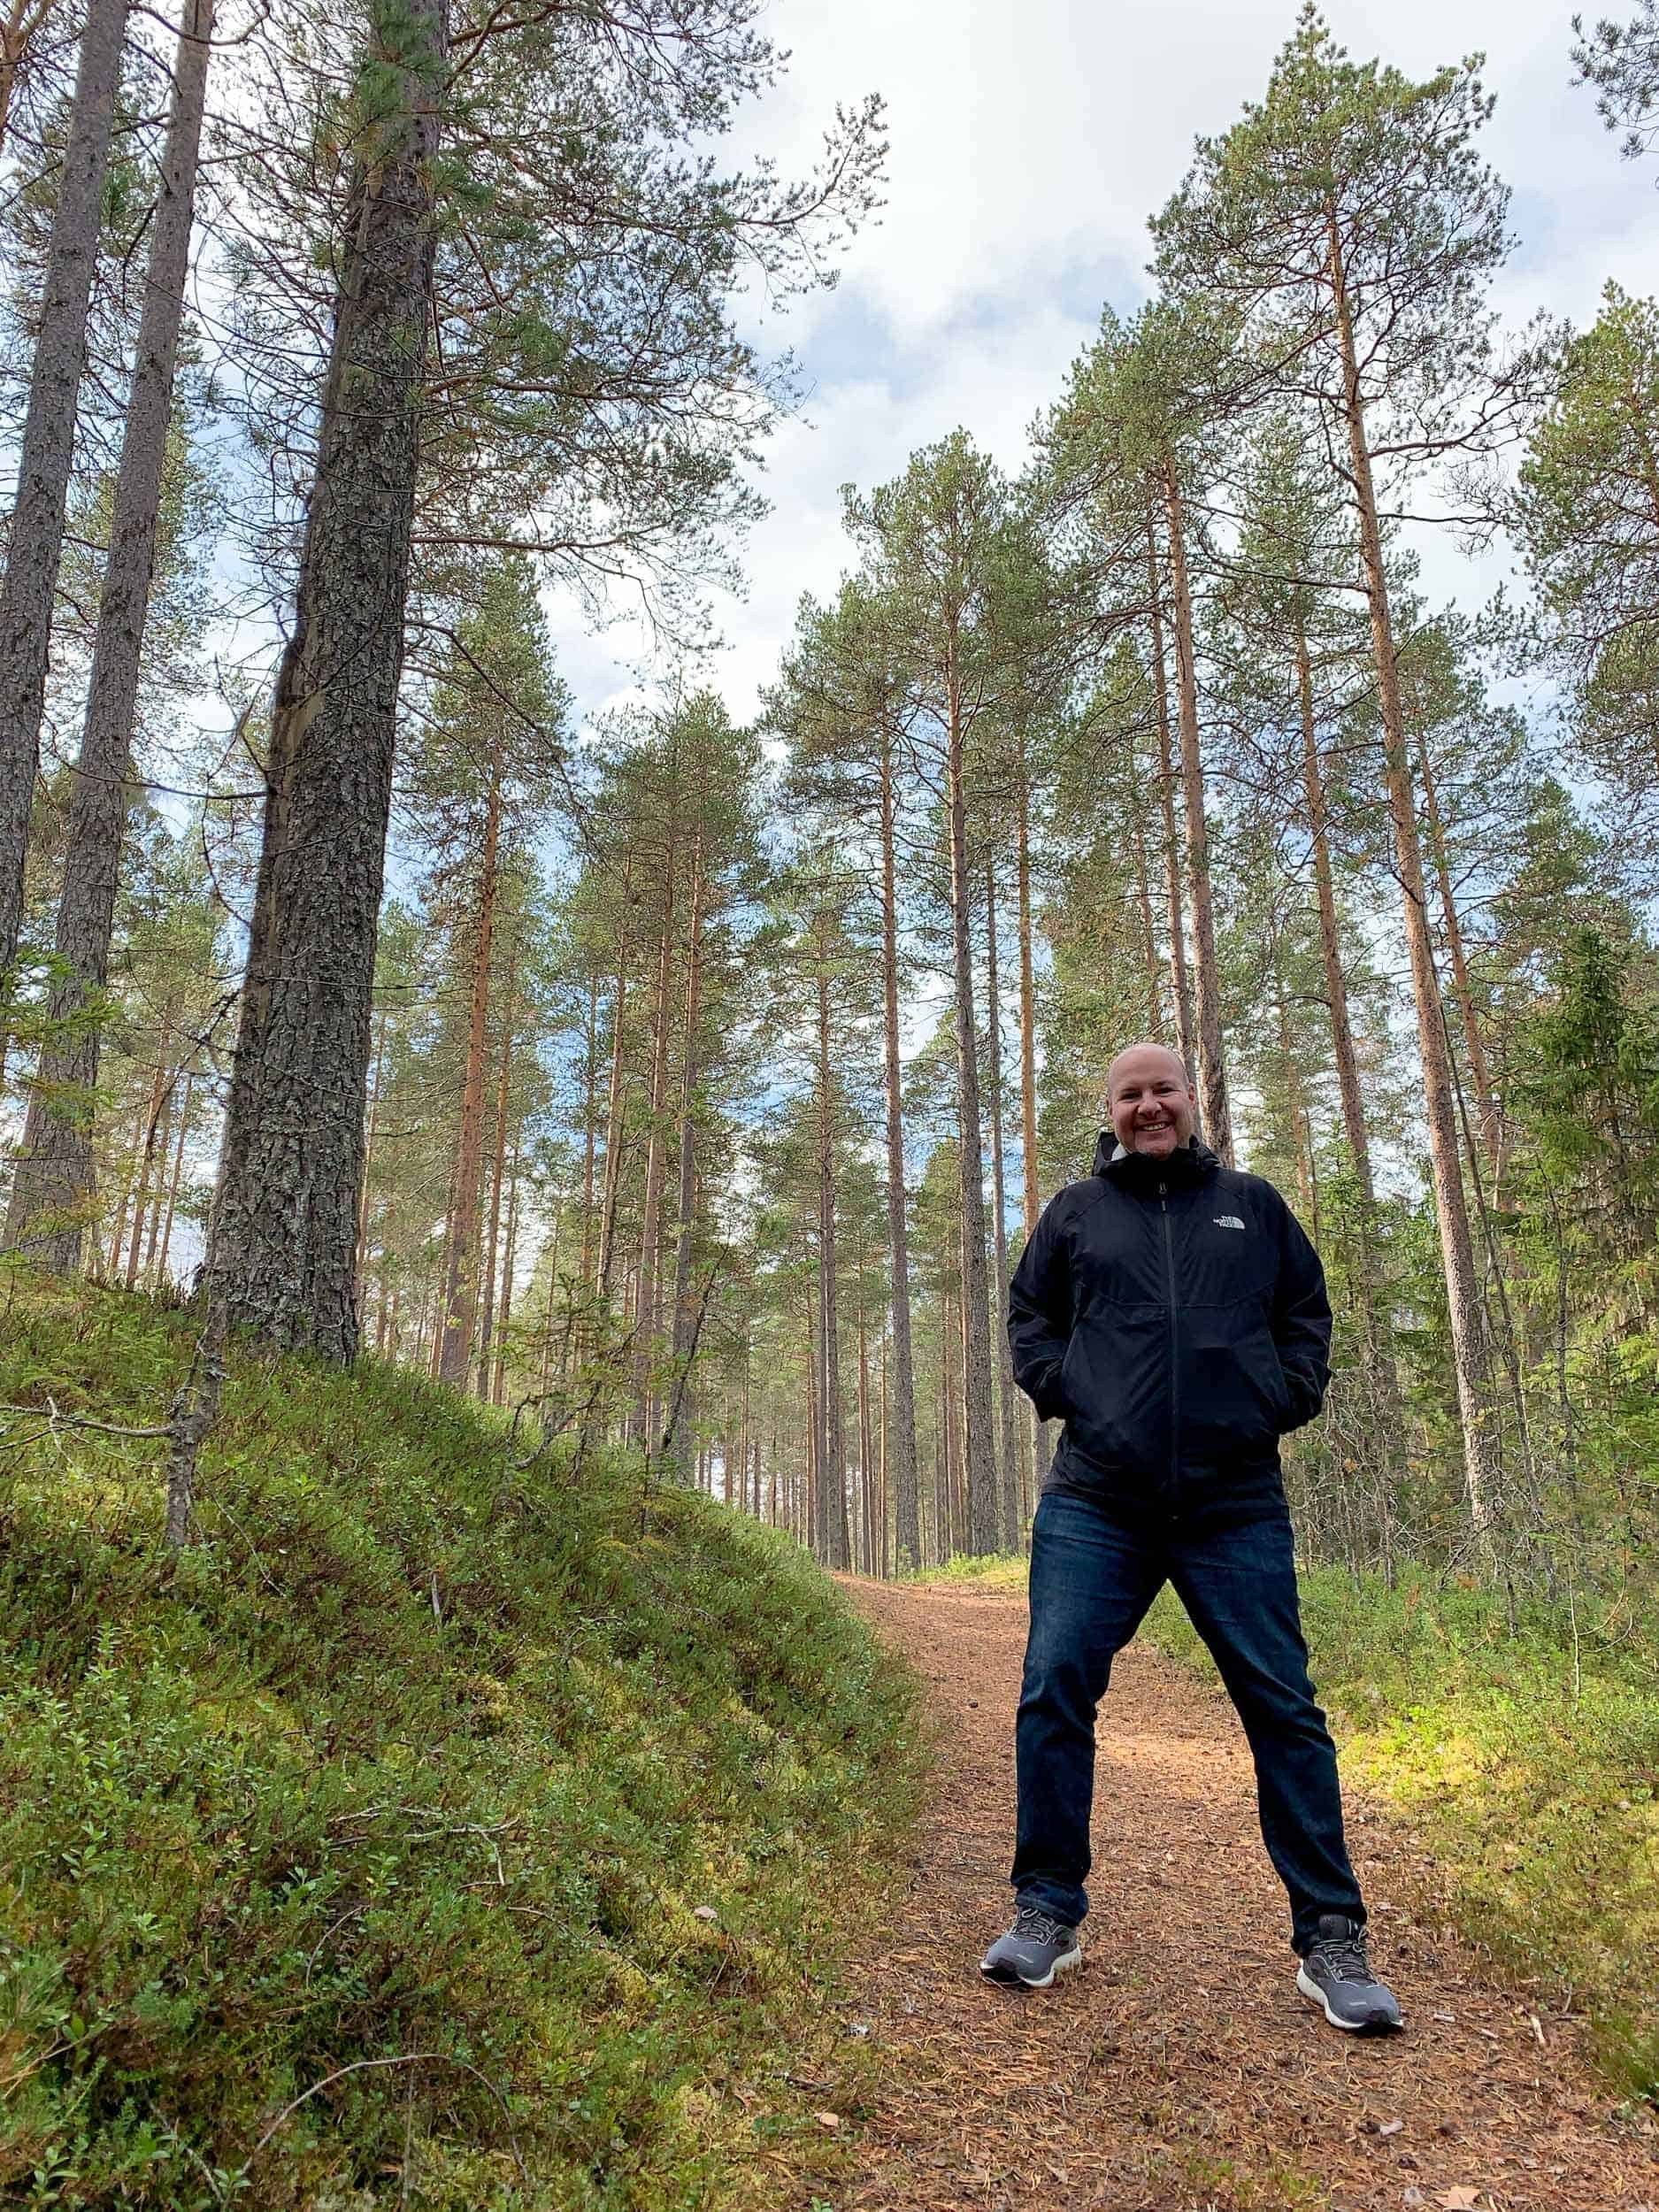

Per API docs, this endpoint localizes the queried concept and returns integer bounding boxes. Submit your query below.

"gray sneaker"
[979,1902,1083,1989]
[1296,1913,1404,2034]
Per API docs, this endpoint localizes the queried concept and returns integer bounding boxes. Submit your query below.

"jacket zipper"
[1159,1182,1178,1498]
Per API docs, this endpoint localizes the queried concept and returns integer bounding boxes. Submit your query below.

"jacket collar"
[1090,1130,1219,1183]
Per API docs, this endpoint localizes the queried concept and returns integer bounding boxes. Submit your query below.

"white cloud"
[548,0,1659,728]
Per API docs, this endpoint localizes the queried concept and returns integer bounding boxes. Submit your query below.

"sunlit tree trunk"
[985,861,1021,1551]
[1327,208,1496,1534]
[1015,727,1049,1502]
[1146,501,1196,1081]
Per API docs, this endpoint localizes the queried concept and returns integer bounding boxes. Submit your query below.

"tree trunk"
[493,1144,519,1402]
[157,1071,191,1286]
[437,772,501,1385]
[879,726,923,1568]
[203,0,448,1357]
[595,843,634,1300]
[4,0,214,1265]
[1146,502,1197,1081]
[814,928,850,1568]
[475,958,515,1398]
[1326,210,1496,1535]
[0,0,58,156]
[1015,727,1049,1502]
[665,832,705,1477]
[1161,459,1232,1164]
[1415,726,1500,1172]
[1294,621,1377,1208]
[357,1000,389,1288]
[985,861,1021,1552]
[632,831,678,1444]
[579,964,599,1280]
[945,644,1000,1554]
[126,1050,173,1290]
[1130,788,1162,1033]
[0,0,133,973]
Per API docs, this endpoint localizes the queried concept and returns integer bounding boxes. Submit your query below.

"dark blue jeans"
[1012,1488,1364,1955]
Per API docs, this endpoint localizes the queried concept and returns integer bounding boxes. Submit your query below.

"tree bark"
[0,0,58,156]
[595,843,634,1300]
[1415,725,1500,1172]
[665,832,705,1477]
[1326,209,1496,1534]
[157,1071,191,1286]
[1015,727,1049,1502]
[1161,460,1232,1163]
[814,918,850,1568]
[4,0,214,1266]
[1146,502,1197,1081]
[879,725,923,1569]
[437,772,501,1385]
[493,1142,519,1402]
[632,827,677,1443]
[985,861,1021,1551]
[204,0,448,1357]
[0,0,133,973]
[475,956,515,1398]
[945,639,1001,1555]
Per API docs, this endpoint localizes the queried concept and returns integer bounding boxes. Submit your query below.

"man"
[980,1041,1402,2035]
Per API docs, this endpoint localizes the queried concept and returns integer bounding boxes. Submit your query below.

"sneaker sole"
[980,1942,1083,1991]
[1296,1965,1403,2035]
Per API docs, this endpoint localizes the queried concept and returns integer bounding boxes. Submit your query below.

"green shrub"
[0,1278,923,2208]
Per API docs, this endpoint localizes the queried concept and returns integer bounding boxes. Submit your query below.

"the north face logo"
[1214,1214,1246,1231]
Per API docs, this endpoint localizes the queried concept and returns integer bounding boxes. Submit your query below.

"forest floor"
[832,1576,1659,2212]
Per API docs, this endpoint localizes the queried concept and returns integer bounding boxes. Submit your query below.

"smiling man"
[980,1041,1402,2035]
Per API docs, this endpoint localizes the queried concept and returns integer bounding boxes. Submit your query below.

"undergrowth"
[0,1274,923,2209]
[918,1545,1658,2096]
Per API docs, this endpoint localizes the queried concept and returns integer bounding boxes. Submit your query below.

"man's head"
[1106,1041,1196,1161]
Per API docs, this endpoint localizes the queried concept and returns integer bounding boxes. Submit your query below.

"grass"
[0,1274,924,2209]
[917,1545,1659,2097]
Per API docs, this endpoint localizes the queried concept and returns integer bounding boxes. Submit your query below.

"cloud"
[547,0,1659,730]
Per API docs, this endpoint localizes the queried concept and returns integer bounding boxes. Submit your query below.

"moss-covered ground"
[0,1276,923,2208]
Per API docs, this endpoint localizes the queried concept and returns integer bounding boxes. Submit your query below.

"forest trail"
[833,1578,1658,2212]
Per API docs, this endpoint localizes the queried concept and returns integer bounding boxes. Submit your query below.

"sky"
[542,0,1659,732]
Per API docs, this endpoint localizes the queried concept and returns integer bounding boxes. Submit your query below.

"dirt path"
[833,1578,1657,2212]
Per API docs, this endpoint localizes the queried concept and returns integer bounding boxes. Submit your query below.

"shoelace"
[1316,1932,1373,1984]
[1011,1907,1069,1948]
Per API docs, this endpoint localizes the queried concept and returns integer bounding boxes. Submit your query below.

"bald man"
[980,1043,1402,2034]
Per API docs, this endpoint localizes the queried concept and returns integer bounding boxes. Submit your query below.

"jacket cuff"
[1032,1360,1068,1424]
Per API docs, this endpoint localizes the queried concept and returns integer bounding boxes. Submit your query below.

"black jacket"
[1008,1133,1331,1519]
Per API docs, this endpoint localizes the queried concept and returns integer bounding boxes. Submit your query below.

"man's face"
[1108,1046,1196,1160]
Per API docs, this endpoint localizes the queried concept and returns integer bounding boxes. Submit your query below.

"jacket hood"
[1089,1130,1220,1180]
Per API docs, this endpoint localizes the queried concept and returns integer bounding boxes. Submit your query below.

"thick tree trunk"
[437,774,500,1385]
[4,0,214,1266]
[945,650,1001,1555]
[879,728,923,1568]
[1161,461,1232,1163]
[985,862,1022,1552]
[1146,503,1196,1081]
[1327,212,1496,1535]
[0,0,133,973]
[204,0,448,1356]
[665,833,705,1477]
[1015,729,1050,1502]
